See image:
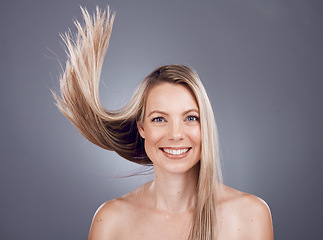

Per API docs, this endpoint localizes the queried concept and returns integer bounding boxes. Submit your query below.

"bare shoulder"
[88,198,126,240]
[88,185,146,240]
[218,185,273,240]
[221,185,271,215]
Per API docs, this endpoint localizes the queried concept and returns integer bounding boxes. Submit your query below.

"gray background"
[1,0,322,239]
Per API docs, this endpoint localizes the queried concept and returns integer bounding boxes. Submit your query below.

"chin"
[155,159,200,175]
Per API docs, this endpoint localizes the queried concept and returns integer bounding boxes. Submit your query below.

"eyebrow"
[147,108,199,118]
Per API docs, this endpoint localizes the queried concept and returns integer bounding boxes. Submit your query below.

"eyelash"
[151,116,199,122]
[187,115,199,122]
[152,117,164,122]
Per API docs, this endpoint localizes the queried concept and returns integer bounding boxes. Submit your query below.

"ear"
[137,121,145,139]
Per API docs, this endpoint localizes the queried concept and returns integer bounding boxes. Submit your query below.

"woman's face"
[138,82,201,174]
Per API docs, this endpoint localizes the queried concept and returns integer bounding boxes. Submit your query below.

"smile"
[161,148,190,155]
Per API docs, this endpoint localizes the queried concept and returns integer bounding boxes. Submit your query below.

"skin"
[88,82,273,240]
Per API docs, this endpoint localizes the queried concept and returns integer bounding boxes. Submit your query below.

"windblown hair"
[53,6,223,239]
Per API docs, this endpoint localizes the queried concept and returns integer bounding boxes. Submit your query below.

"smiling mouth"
[161,148,191,155]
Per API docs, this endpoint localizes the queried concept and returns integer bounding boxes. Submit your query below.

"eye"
[152,117,164,122]
[187,115,199,121]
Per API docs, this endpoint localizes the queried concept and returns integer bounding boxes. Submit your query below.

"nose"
[168,120,184,141]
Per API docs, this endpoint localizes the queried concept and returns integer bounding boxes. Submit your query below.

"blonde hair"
[53,6,222,239]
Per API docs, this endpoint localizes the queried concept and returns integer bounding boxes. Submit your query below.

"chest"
[119,211,193,240]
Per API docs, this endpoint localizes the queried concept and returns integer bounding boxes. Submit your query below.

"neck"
[148,164,199,214]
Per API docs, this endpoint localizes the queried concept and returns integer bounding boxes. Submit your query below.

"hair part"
[53,6,222,239]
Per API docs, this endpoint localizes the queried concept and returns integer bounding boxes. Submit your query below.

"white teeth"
[163,148,189,155]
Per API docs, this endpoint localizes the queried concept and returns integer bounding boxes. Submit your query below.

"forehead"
[145,82,198,112]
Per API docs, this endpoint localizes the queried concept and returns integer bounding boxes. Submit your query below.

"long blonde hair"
[53,6,222,239]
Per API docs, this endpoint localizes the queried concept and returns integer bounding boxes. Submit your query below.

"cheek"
[188,126,201,146]
[144,126,164,149]
[143,126,165,163]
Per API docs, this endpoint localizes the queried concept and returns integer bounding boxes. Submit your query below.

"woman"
[53,6,273,240]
